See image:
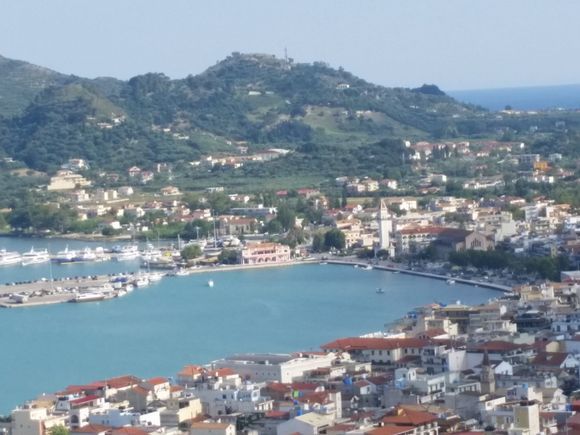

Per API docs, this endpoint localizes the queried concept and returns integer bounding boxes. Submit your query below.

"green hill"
[0,52,481,172]
[0,54,71,116]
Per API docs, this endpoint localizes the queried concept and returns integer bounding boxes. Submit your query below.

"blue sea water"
[0,237,499,413]
[448,84,580,111]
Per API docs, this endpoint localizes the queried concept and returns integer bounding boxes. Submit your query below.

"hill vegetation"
[0,52,479,173]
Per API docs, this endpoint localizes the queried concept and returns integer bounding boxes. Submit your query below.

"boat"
[133,275,150,288]
[53,246,78,263]
[446,279,456,285]
[70,292,106,303]
[115,244,141,261]
[0,249,22,266]
[207,279,214,288]
[147,272,165,282]
[73,248,97,263]
[174,268,189,277]
[363,265,373,271]
[21,247,51,266]
[353,265,359,269]
[376,287,385,294]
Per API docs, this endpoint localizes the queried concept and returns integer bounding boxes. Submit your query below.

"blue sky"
[0,0,578,90]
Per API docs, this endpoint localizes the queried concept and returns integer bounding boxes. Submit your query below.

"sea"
[0,237,499,413]
[448,84,580,111]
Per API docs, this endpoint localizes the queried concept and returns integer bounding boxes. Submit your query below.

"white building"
[212,353,336,383]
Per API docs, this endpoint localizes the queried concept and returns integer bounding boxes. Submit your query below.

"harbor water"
[0,237,499,413]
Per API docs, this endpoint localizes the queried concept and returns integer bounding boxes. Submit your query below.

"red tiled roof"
[111,428,149,435]
[70,395,100,406]
[473,341,525,352]
[532,352,571,367]
[370,426,413,435]
[381,408,437,426]
[265,410,290,419]
[104,375,141,389]
[178,365,204,377]
[321,337,429,351]
[145,377,168,385]
[71,424,111,434]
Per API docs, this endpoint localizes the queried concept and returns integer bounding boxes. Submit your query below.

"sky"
[0,0,579,90]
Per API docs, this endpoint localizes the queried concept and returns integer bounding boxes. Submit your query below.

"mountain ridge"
[0,52,480,172]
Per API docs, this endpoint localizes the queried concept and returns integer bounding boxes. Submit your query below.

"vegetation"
[448,249,571,281]
[181,244,202,260]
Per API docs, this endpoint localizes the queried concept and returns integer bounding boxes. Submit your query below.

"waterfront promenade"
[0,256,512,308]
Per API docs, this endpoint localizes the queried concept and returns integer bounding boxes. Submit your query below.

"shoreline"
[325,259,512,292]
[0,257,512,309]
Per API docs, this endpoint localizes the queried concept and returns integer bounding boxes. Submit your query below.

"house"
[531,352,579,371]
[47,170,91,191]
[189,422,236,435]
[276,412,335,435]
[212,353,336,383]
[321,337,429,364]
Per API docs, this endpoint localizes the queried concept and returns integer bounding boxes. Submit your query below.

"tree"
[324,229,345,251]
[276,204,296,231]
[311,233,325,252]
[218,249,238,264]
[181,244,202,260]
[48,426,69,435]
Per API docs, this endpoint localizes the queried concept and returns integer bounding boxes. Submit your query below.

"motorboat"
[376,287,385,294]
[70,292,106,303]
[21,247,51,266]
[363,265,373,271]
[133,275,150,288]
[114,244,140,261]
[53,246,78,263]
[207,279,214,288]
[147,272,165,282]
[73,248,97,262]
[446,279,456,285]
[0,249,22,266]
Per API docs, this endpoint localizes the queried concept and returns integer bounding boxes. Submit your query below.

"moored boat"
[21,247,51,266]
[0,249,22,266]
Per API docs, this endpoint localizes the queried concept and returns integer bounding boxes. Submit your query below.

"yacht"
[0,249,23,266]
[115,244,141,261]
[21,248,51,266]
[70,292,106,303]
[133,275,150,288]
[73,248,97,263]
[53,246,78,263]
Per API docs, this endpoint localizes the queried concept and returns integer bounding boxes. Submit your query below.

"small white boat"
[363,265,373,271]
[21,248,50,266]
[446,279,456,285]
[376,287,385,294]
[148,272,165,282]
[207,279,214,288]
[133,275,150,288]
[70,292,106,303]
[353,264,359,269]
[0,249,23,266]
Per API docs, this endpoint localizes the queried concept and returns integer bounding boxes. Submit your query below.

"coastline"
[325,259,512,293]
[0,257,512,309]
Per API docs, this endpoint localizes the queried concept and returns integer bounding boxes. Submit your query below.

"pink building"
[239,243,291,265]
